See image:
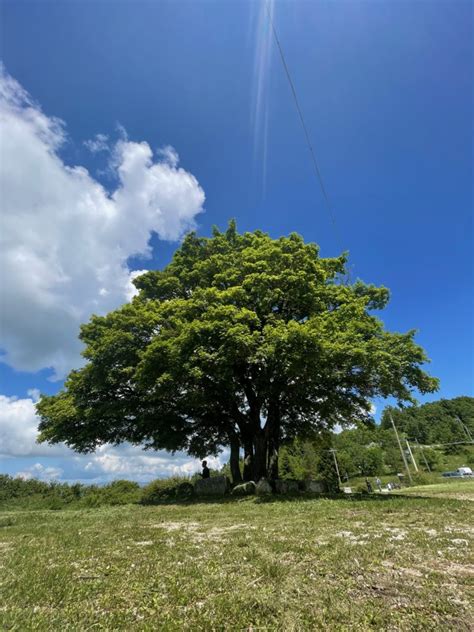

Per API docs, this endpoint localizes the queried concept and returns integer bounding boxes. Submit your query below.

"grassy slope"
[346,446,474,490]
[392,478,474,499]
[347,472,474,493]
[1,483,473,631]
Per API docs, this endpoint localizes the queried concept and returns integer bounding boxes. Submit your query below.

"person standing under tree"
[201,460,210,479]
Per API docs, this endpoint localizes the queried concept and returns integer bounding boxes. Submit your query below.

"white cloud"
[156,145,180,168]
[125,269,150,301]
[16,463,63,481]
[83,132,109,153]
[27,388,41,403]
[0,392,225,483]
[0,393,68,457]
[0,393,48,457]
[81,446,223,482]
[0,66,205,379]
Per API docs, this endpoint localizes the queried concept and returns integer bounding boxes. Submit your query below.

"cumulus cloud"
[0,66,205,379]
[15,463,64,482]
[0,394,51,457]
[156,145,179,168]
[83,132,109,153]
[0,393,69,457]
[124,269,149,301]
[80,445,223,482]
[0,392,225,482]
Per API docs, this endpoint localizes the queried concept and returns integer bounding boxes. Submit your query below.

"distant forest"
[380,396,474,445]
[275,396,474,485]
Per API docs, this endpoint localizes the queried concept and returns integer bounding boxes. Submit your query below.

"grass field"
[1,482,473,631]
[392,479,474,501]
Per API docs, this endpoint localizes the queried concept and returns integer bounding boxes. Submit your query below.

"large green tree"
[37,223,438,482]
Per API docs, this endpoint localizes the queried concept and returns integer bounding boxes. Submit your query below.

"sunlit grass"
[1,485,473,630]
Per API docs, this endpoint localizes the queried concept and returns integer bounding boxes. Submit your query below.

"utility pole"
[405,439,419,472]
[389,412,413,484]
[455,415,473,443]
[415,438,431,472]
[329,449,343,487]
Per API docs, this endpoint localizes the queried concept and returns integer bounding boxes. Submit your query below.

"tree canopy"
[37,222,438,481]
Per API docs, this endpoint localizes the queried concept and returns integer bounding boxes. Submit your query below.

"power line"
[264,1,345,255]
[412,440,474,448]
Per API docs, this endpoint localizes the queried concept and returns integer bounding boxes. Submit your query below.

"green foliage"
[278,433,343,491]
[381,444,404,474]
[0,475,141,509]
[420,447,442,470]
[466,451,474,465]
[315,434,340,493]
[410,472,433,486]
[0,475,80,507]
[381,397,474,446]
[331,449,353,479]
[443,442,464,455]
[332,426,397,477]
[140,478,195,504]
[37,223,438,480]
[0,474,56,502]
[357,446,384,476]
[278,438,319,480]
[272,397,474,486]
[81,480,141,507]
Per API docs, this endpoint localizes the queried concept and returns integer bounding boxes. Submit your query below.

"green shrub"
[81,493,102,508]
[0,475,142,509]
[420,447,442,470]
[100,480,141,505]
[77,480,141,507]
[410,472,432,486]
[45,497,66,511]
[0,474,51,501]
[466,451,474,465]
[141,478,195,504]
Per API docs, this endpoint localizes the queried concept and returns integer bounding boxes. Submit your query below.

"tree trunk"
[253,432,268,481]
[267,438,279,481]
[229,436,242,484]
[243,440,254,482]
[266,401,281,481]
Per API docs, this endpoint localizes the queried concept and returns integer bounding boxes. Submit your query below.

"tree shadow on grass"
[141,490,448,508]
[252,491,441,505]
[4,491,453,513]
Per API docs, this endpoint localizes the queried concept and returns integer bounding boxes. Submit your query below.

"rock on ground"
[231,482,256,496]
[275,479,299,494]
[194,476,230,496]
[301,480,325,493]
[255,479,273,496]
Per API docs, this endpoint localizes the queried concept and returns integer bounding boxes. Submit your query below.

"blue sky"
[0,0,472,482]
